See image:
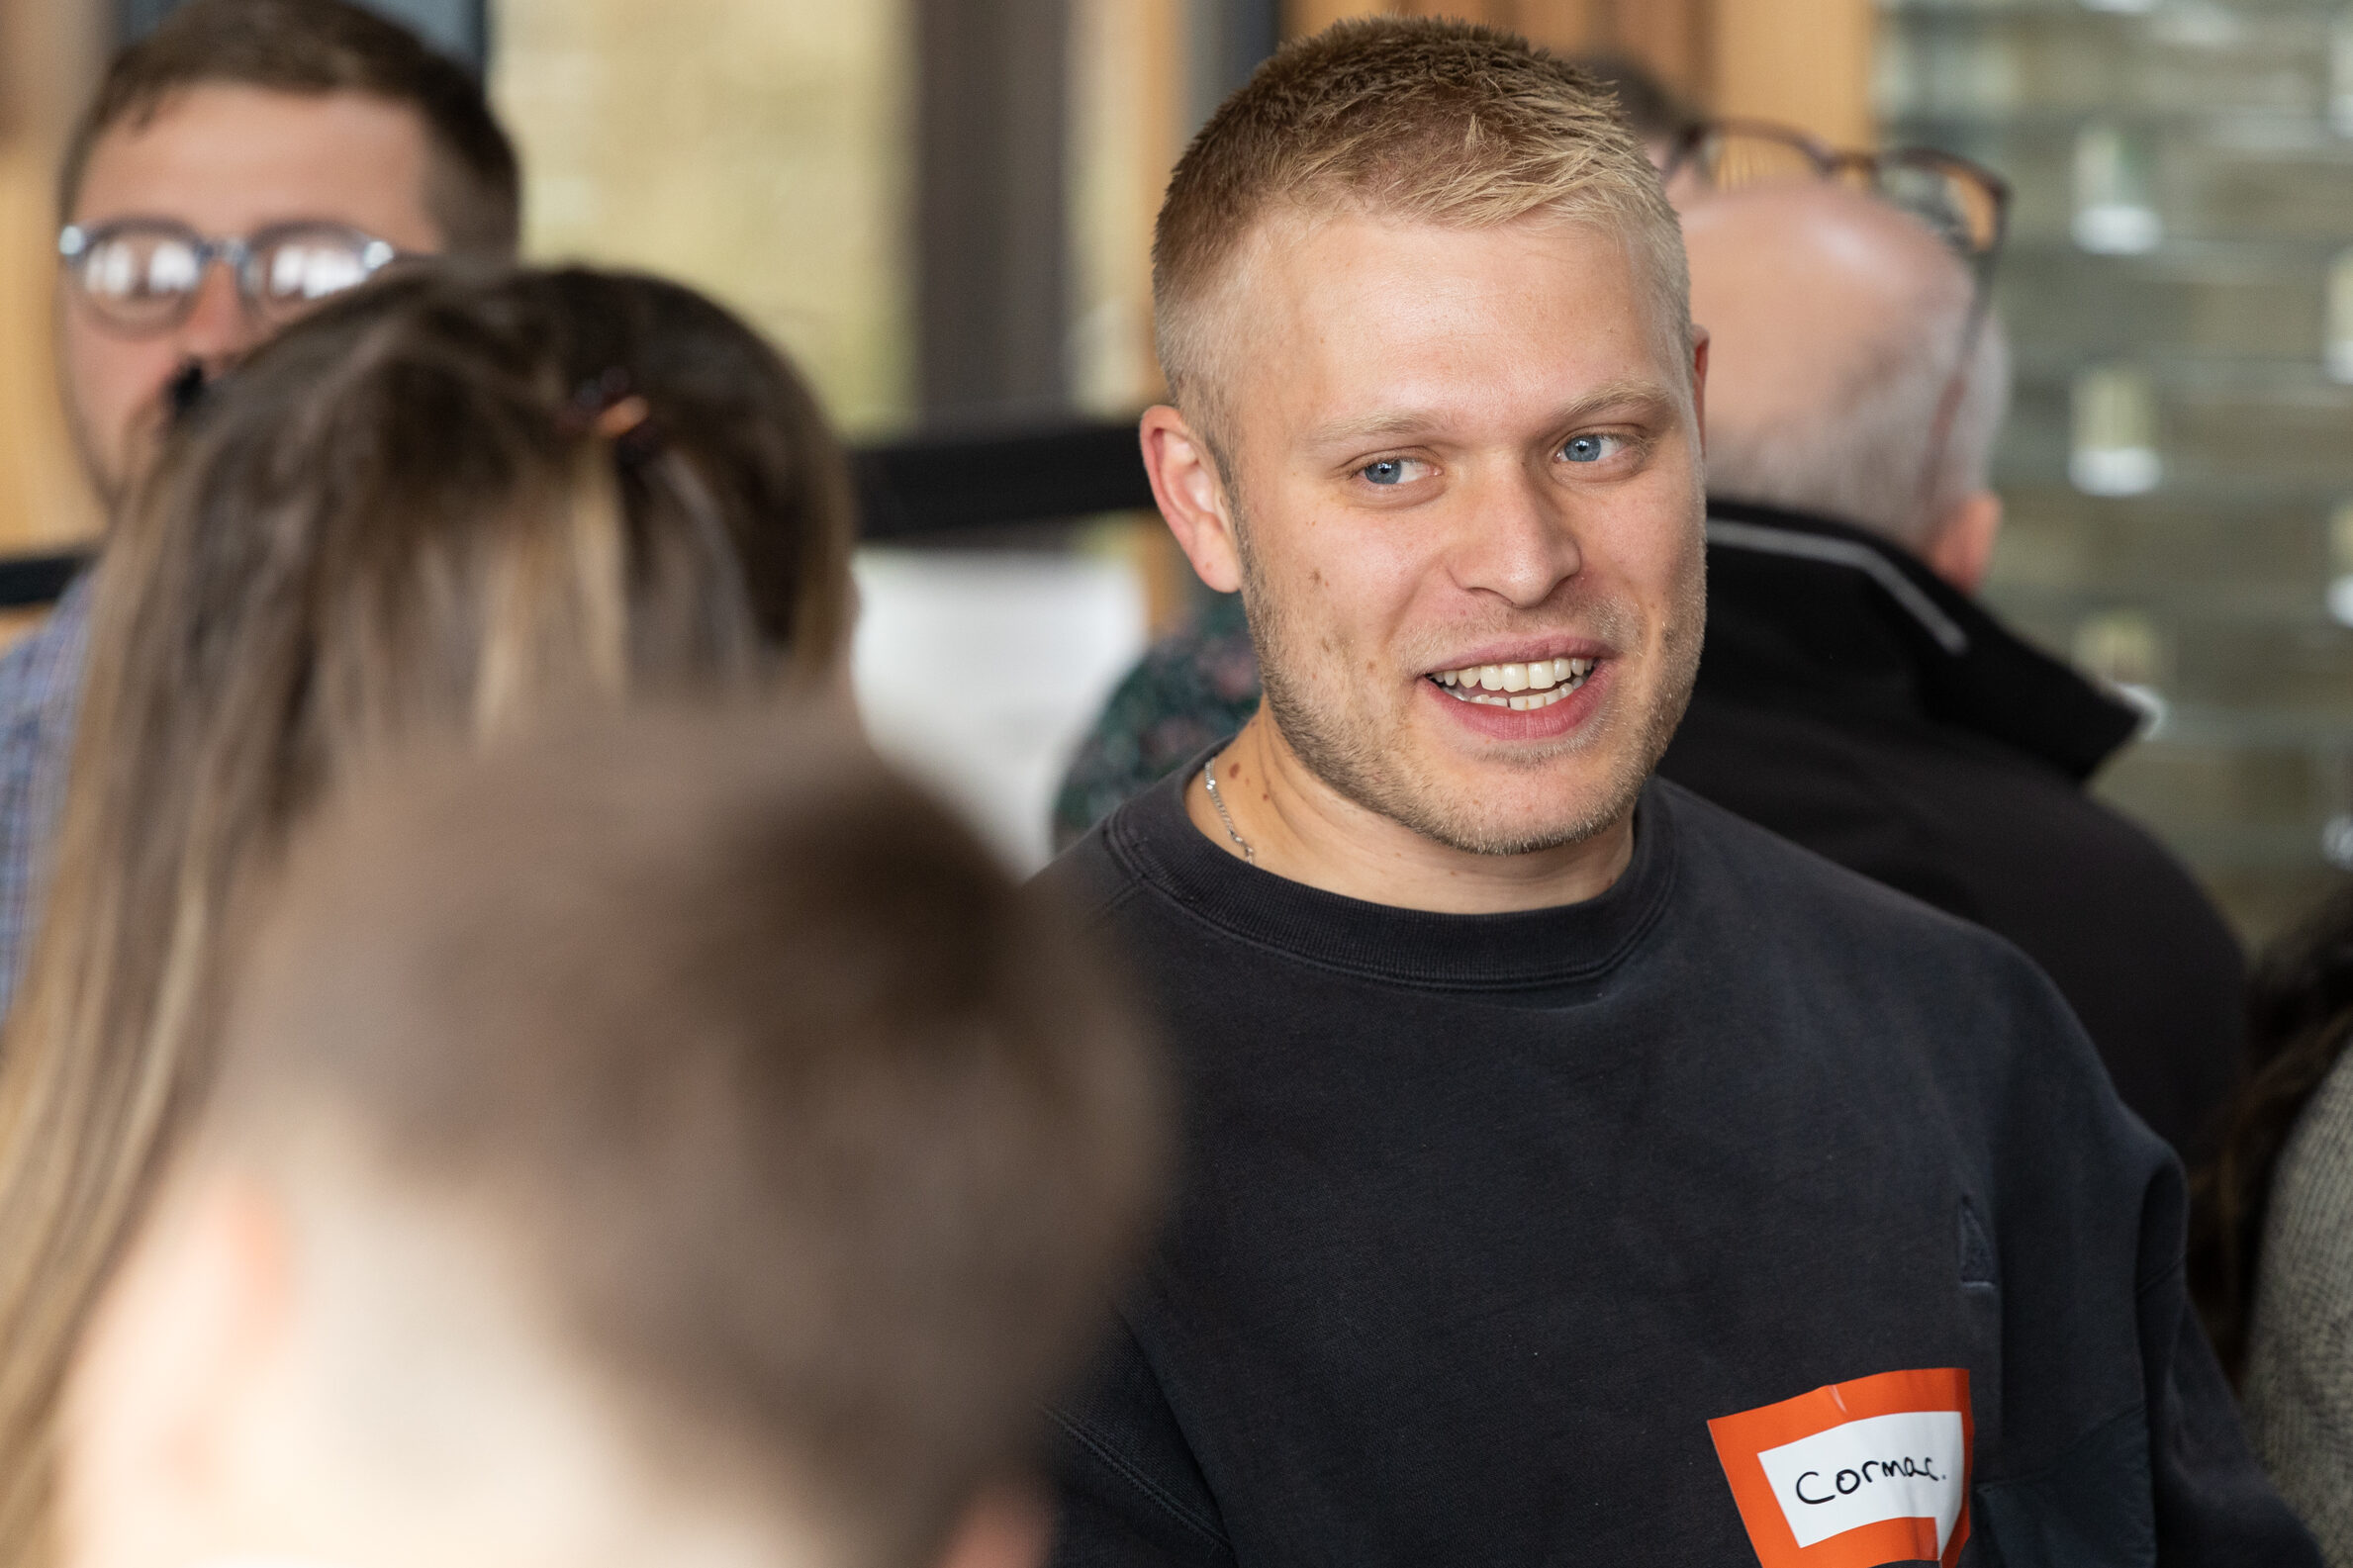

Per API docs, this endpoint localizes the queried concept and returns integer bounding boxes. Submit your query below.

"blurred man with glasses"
[1662,125,2242,1163]
[0,0,518,1012]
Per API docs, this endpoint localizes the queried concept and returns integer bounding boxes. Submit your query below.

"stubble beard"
[61,391,126,514]
[1236,516,1704,858]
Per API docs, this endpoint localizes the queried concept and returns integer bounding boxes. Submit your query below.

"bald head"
[1685,181,2008,576]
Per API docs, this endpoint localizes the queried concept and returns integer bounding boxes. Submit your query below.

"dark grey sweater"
[1043,770,2312,1567]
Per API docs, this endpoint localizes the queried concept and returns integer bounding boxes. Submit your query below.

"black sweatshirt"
[1042,769,2314,1567]
[1659,503,2243,1160]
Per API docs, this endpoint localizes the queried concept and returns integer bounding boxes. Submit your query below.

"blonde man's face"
[1179,213,1708,856]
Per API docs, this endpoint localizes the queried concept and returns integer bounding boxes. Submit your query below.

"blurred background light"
[852,547,1145,870]
[2073,123,2163,254]
[2071,365,2165,496]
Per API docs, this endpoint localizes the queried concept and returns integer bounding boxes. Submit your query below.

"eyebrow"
[1300,376,1684,451]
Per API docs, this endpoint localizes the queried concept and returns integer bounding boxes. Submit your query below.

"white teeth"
[1431,659,1594,710]
[1444,658,1593,690]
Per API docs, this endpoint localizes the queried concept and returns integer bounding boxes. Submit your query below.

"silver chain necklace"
[1201,749,1257,865]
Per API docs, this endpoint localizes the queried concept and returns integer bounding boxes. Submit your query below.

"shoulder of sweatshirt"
[1651,777,2167,1179]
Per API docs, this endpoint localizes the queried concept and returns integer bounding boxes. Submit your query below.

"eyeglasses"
[1664,121,2012,521]
[57,219,408,335]
[1663,120,2011,261]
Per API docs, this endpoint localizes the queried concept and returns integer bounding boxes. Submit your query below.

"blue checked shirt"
[0,573,91,1019]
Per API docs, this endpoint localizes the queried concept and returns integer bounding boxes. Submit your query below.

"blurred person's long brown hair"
[0,263,854,1559]
[2193,882,2353,1378]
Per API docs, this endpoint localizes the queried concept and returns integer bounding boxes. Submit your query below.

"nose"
[172,258,262,372]
[1448,465,1583,608]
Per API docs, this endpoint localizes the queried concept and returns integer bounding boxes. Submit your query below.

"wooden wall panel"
[1279,0,1874,149]
[1069,0,1185,412]
[0,0,106,554]
[0,148,101,554]
[1598,1,1709,105]
[1281,0,1699,98]
[1505,0,1596,50]
[1283,0,1391,36]
[1707,0,1874,147]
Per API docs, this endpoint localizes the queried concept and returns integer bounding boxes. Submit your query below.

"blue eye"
[1562,434,1612,464]
[1351,455,1432,489]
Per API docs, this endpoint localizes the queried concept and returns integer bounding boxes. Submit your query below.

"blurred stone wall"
[1882,1,2353,943]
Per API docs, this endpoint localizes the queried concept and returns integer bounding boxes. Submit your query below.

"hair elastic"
[561,367,666,465]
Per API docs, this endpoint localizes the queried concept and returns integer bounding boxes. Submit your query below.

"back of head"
[0,264,857,1555]
[1683,181,2009,551]
[64,701,1166,1568]
[141,263,857,701]
[1152,17,1687,455]
[61,0,520,254]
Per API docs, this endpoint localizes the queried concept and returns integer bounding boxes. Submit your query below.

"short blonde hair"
[1153,17,1691,453]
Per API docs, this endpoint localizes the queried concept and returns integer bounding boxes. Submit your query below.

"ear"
[1139,406,1243,595]
[58,1169,291,1568]
[931,1480,1052,1568]
[1924,490,2003,595]
[821,583,864,722]
[1688,326,1711,461]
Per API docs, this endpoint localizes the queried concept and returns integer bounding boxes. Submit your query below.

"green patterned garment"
[1052,590,1263,851]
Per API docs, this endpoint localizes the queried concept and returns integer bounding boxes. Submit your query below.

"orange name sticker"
[1708,1366,1974,1568]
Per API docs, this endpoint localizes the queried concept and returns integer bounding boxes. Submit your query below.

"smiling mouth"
[1430,658,1595,711]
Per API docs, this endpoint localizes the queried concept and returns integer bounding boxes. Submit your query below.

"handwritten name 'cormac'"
[1791,1456,1946,1505]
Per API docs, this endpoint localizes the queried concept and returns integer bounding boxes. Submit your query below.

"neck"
[1186,709,1636,915]
[235,1182,835,1568]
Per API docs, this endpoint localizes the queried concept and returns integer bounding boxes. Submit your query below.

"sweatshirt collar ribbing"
[1101,758,1681,992]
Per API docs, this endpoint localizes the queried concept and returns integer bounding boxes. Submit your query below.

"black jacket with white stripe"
[1659,501,2243,1161]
